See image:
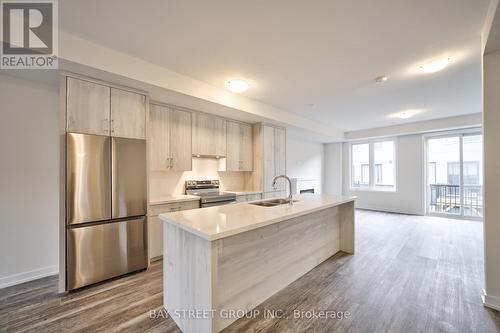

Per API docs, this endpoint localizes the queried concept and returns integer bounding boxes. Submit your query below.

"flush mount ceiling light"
[225,79,250,93]
[375,75,388,83]
[419,58,451,73]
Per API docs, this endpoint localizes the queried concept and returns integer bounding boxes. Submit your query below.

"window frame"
[350,139,397,192]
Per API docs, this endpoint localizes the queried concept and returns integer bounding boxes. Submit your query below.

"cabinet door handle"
[166,158,170,169]
[111,119,115,134]
[170,158,173,169]
[170,206,181,212]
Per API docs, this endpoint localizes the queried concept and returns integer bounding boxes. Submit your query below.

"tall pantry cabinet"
[250,124,287,198]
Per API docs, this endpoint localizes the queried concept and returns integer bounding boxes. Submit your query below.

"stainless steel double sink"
[249,198,298,207]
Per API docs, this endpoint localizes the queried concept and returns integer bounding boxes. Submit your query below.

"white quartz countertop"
[159,194,355,241]
[149,195,200,205]
[224,190,263,195]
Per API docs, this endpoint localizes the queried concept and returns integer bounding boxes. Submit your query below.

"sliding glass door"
[426,133,483,219]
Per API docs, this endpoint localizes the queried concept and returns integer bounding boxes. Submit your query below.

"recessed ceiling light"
[225,79,250,93]
[397,112,414,119]
[388,109,424,119]
[375,75,388,83]
[419,58,451,73]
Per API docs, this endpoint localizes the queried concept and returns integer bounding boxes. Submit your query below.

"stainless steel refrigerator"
[66,133,148,290]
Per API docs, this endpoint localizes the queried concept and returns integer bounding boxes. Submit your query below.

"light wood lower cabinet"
[148,200,200,260]
[149,216,164,260]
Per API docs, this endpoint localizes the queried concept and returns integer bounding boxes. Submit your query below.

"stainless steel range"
[185,180,236,207]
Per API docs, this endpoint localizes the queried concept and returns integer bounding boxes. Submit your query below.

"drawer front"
[149,200,200,216]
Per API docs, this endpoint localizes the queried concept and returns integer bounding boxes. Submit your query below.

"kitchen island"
[159,194,356,333]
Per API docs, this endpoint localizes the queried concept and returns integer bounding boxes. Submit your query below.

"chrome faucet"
[272,175,293,205]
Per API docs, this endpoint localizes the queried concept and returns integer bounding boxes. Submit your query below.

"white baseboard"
[0,265,58,289]
[356,204,424,216]
[482,289,500,311]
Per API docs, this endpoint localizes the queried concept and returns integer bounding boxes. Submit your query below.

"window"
[351,143,369,187]
[447,162,460,185]
[428,162,436,184]
[373,141,395,188]
[351,140,396,191]
[361,164,370,184]
[375,164,382,184]
[463,161,479,185]
[447,161,479,186]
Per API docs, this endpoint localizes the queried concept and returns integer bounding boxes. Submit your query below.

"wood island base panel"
[160,195,355,333]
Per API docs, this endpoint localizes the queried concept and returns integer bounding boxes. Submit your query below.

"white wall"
[324,143,343,195]
[0,74,59,288]
[286,136,324,194]
[341,135,425,215]
[483,48,500,310]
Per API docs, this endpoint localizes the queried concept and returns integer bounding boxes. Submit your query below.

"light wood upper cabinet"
[66,77,147,139]
[214,117,227,157]
[149,104,171,171]
[226,121,241,171]
[226,121,253,171]
[170,108,192,171]
[240,123,253,171]
[192,113,226,157]
[66,77,110,135]
[110,88,146,139]
[149,104,192,172]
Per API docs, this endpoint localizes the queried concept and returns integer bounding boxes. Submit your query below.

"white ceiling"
[60,0,490,131]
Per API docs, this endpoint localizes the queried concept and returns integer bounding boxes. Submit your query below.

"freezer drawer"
[67,217,148,290]
[112,137,147,219]
[67,133,111,225]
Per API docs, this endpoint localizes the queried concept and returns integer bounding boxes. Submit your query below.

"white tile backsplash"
[149,157,250,198]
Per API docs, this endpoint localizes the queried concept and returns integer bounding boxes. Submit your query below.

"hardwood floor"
[1,210,499,332]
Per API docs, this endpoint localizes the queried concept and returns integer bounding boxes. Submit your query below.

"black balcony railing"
[429,184,483,217]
